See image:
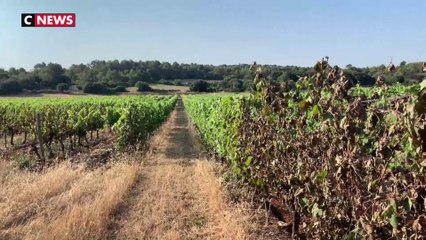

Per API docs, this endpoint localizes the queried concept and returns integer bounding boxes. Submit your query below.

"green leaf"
[245,156,253,167]
[301,198,309,208]
[256,178,265,187]
[401,198,413,211]
[390,213,398,229]
[385,112,398,125]
[298,100,307,110]
[316,169,328,181]
[390,198,397,211]
[233,166,241,175]
[382,205,394,218]
[312,104,320,116]
[312,203,323,218]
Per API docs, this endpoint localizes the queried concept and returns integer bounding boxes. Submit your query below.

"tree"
[126,69,143,86]
[105,70,126,86]
[220,78,245,92]
[17,72,40,90]
[190,80,210,92]
[277,72,298,82]
[36,63,71,89]
[135,81,152,92]
[270,70,282,80]
[0,80,23,95]
[344,68,375,86]
[56,83,69,92]
[0,68,8,80]
[3,60,425,92]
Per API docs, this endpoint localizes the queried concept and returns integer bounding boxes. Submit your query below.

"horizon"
[1,0,425,69]
[1,58,423,72]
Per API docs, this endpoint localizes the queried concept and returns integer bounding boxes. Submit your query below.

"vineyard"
[0,95,177,168]
[0,95,251,240]
[184,59,426,239]
[1,59,426,239]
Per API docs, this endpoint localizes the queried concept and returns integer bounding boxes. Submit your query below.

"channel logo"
[21,13,76,27]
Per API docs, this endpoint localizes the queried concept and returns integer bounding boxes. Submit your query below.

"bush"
[173,79,183,86]
[114,86,128,92]
[14,155,33,170]
[220,78,244,92]
[190,80,210,92]
[56,83,69,92]
[83,82,115,94]
[0,79,23,95]
[135,81,152,92]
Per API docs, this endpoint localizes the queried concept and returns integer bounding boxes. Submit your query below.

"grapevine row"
[0,96,176,158]
[183,60,426,238]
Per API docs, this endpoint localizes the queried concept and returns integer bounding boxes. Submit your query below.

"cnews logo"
[21,13,76,27]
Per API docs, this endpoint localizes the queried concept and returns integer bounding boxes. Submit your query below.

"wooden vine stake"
[36,113,45,167]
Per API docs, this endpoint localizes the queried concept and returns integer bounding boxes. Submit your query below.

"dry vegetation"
[126,84,190,94]
[113,158,250,240]
[149,84,190,92]
[0,160,139,240]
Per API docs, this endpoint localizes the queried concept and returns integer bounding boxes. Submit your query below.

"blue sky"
[0,0,425,69]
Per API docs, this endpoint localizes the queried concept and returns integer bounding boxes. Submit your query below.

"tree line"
[0,59,424,95]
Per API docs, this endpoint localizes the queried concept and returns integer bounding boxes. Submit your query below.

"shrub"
[14,155,33,170]
[83,82,115,94]
[190,80,210,92]
[0,79,23,95]
[173,79,183,86]
[220,78,244,92]
[135,81,152,92]
[56,83,69,92]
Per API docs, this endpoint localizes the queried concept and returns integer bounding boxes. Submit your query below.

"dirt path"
[111,99,249,240]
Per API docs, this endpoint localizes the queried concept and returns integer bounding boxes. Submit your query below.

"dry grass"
[0,161,139,240]
[115,100,249,239]
[149,84,189,92]
[193,160,251,239]
[0,160,16,185]
[126,84,189,93]
[40,163,138,240]
[115,158,249,240]
[0,163,83,230]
